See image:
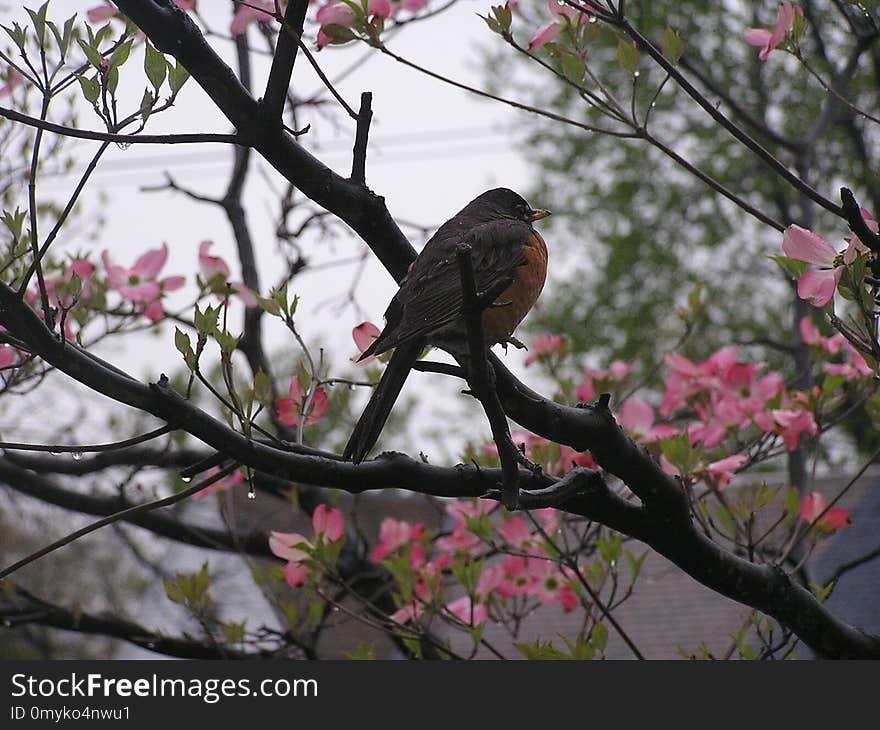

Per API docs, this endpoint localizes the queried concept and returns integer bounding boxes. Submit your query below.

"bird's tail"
[343,338,424,463]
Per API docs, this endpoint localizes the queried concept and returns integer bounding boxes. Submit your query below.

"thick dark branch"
[841,187,880,253]
[456,243,521,509]
[350,91,373,185]
[1,586,263,659]
[261,0,309,123]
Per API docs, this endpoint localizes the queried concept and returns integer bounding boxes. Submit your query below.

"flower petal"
[782,225,836,266]
[797,267,841,307]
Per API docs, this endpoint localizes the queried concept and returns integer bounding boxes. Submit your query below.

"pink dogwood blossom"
[0,69,24,98]
[782,224,867,307]
[576,359,636,403]
[704,454,748,488]
[277,377,329,427]
[101,243,185,322]
[527,0,591,52]
[230,1,278,37]
[0,345,20,369]
[268,505,345,588]
[192,468,245,500]
[753,408,818,451]
[269,530,312,587]
[799,316,844,354]
[799,491,851,532]
[524,334,566,367]
[87,1,195,25]
[312,504,345,542]
[618,399,679,443]
[743,2,803,60]
[444,595,489,626]
[197,241,257,307]
[351,321,381,364]
[370,518,425,562]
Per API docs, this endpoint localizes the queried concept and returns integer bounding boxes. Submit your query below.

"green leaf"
[77,37,105,70]
[193,304,220,335]
[109,39,133,69]
[342,642,377,660]
[144,42,167,91]
[590,622,608,654]
[480,15,502,34]
[714,503,737,537]
[253,369,273,407]
[162,577,185,605]
[25,2,48,45]
[494,3,512,32]
[140,89,155,122]
[221,621,246,645]
[256,294,282,317]
[174,327,192,355]
[810,581,834,602]
[514,638,569,660]
[105,63,119,95]
[560,52,585,84]
[1,22,28,53]
[616,37,640,74]
[661,25,684,65]
[169,61,190,95]
[75,73,100,105]
[598,532,622,565]
[659,433,700,474]
[769,255,808,281]
[213,327,240,355]
[625,549,648,583]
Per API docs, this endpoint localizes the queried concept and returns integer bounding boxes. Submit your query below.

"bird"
[343,187,550,464]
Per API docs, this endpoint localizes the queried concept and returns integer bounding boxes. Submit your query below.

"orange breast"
[482,231,547,344]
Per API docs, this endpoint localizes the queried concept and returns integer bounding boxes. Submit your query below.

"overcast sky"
[6,0,550,452]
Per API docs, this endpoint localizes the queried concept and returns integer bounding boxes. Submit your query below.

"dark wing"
[361,218,530,358]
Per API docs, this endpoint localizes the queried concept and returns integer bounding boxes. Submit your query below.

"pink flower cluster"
[485,429,597,476]
[743,2,803,61]
[371,502,579,627]
[87,1,196,26]
[191,467,245,500]
[660,346,816,452]
[197,241,257,307]
[576,358,636,403]
[524,334,566,367]
[269,504,345,588]
[799,491,851,533]
[351,321,381,365]
[782,218,872,308]
[102,243,185,323]
[799,317,872,380]
[277,376,329,427]
[527,0,592,53]
[314,0,430,49]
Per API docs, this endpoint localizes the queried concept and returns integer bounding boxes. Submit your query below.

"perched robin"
[343,188,550,463]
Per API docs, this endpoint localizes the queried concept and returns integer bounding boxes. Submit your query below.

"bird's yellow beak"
[528,208,551,222]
